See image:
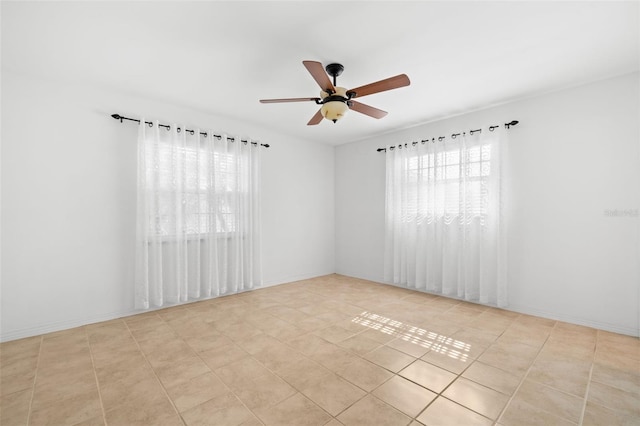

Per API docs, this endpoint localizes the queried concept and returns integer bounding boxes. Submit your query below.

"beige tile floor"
[1,274,638,426]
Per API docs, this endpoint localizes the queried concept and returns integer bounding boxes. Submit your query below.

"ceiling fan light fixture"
[321,100,348,123]
[320,86,349,123]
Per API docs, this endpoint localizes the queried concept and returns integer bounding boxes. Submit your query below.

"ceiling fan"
[260,61,410,125]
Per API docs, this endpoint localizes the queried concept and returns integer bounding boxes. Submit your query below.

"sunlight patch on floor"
[353,311,471,362]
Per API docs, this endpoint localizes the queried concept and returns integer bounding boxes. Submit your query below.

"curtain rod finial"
[111,114,121,120]
[505,120,519,129]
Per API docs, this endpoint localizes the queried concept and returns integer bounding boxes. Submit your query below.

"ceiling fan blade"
[347,74,410,98]
[303,61,335,93]
[349,100,388,119]
[260,97,320,103]
[307,109,324,125]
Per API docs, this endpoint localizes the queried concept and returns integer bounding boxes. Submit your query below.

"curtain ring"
[438,136,445,141]
[166,125,170,131]
[203,132,208,138]
[189,130,195,135]
[148,122,153,127]
[177,127,181,133]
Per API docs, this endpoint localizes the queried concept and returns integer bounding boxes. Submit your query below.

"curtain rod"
[376,120,519,152]
[111,114,270,148]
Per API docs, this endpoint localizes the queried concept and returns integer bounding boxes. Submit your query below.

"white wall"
[1,71,335,341]
[3,71,638,341]
[336,72,640,336]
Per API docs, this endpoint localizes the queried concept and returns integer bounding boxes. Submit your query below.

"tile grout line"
[493,320,570,425]
[490,315,534,423]
[249,306,369,420]
[326,304,506,423]
[335,305,493,423]
[191,284,556,424]
[248,312,367,423]
[169,310,267,425]
[409,314,518,424]
[122,317,188,426]
[9,277,633,426]
[301,311,403,420]
[84,326,108,426]
[24,335,43,426]
[577,330,599,426]
[276,306,412,421]
[179,302,325,422]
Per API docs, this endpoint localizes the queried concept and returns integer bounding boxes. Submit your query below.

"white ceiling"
[2,1,638,145]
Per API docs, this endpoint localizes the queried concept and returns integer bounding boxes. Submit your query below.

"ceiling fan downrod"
[325,63,344,87]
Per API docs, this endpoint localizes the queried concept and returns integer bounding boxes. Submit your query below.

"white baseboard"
[334,272,639,338]
[4,272,635,342]
[334,269,382,285]
[0,272,335,343]
[261,271,336,287]
[506,304,639,337]
[0,309,139,343]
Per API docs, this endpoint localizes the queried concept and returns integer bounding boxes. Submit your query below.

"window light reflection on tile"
[352,311,472,362]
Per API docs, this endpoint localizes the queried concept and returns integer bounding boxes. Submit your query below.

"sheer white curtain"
[135,120,262,309]
[384,127,508,307]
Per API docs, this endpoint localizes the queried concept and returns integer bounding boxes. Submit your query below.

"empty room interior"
[1,2,639,426]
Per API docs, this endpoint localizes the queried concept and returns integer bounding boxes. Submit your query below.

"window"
[403,143,491,219]
[145,142,244,237]
[135,121,263,308]
[384,128,508,307]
